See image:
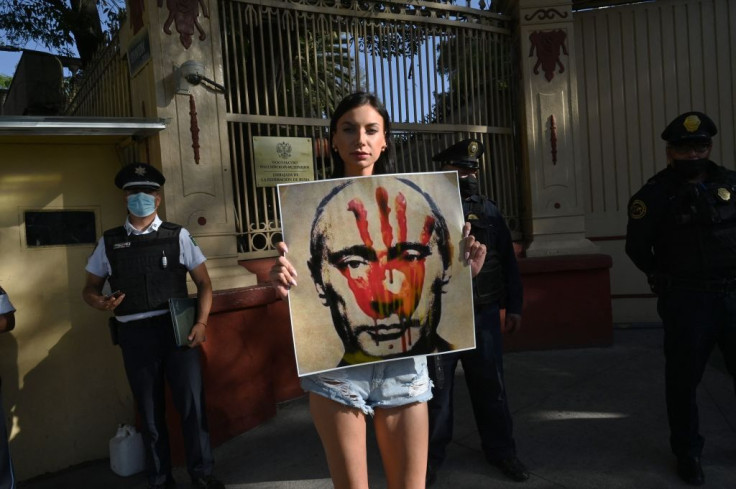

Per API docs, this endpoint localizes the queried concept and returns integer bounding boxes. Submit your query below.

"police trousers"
[657,287,736,458]
[117,314,214,486]
[0,387,15,489]
[428,303,516,466]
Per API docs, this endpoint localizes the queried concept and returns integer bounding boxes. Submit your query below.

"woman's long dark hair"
[329,91,396,178]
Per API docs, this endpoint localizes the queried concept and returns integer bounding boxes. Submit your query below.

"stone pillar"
[120,0,255,289]
[517,0,597,256]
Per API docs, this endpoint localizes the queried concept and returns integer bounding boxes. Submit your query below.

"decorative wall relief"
[130,0,146,34]
[524,8,569,21]
[549,114,558,165]
[158,0,210,49]
[538,92,570,192]
[529,30,568,82]
[189,94,201,164]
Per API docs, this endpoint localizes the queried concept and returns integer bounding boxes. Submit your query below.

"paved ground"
[18,327,736,488]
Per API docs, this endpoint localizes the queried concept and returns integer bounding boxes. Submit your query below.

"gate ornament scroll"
[158,0,210,49]
[529,29,568,82]
[524,8,569,21]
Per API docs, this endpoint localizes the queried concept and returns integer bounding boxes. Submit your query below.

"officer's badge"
[468,141,479,158]
[683,115,701,133]
[717,187,731,202]
[134,165,147,176]
[629,200,647,219]
[467,213,480,221]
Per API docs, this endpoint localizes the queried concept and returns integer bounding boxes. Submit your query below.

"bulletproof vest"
[656,173,736,279]
[104,222,189,315]
[464,197,504,305]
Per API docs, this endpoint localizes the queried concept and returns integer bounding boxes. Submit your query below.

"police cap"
[114,163,166,191]
[432,138,485,170]
[661,111,718,145]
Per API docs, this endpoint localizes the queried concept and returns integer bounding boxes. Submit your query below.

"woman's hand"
[270,241,298,300]
[462,222,487,278]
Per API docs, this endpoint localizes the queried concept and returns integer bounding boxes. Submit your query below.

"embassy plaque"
[127,30,151,77]
[253,137,314,187]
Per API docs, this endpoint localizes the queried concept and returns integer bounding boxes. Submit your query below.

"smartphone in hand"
[106,290,123,300]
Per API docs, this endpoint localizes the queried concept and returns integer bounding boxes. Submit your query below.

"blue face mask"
[127,192,157,217]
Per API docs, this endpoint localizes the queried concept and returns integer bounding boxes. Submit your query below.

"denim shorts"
[300,356,433,415]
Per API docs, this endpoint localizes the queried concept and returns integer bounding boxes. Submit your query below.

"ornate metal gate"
[219,0,519,258]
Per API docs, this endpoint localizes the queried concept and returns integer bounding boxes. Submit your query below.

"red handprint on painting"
[341,187,435,323]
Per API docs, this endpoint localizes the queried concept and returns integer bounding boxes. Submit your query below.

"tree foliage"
[0,0,125,67]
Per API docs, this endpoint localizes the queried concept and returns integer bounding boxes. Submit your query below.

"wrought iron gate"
[219,0,519,258]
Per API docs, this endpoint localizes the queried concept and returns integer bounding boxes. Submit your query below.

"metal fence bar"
[66,35,131,118]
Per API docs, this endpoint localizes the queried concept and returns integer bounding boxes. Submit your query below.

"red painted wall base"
[503,254,614,352]
[163,282,303,465]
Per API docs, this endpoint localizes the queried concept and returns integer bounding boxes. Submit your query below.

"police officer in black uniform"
[427,139,527,484]
[626,112,736,486]
[0,286,16,489]
[82,163,224,489]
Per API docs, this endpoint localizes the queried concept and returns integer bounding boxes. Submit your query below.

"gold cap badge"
[468,141,479,158]
[683,115,702,133]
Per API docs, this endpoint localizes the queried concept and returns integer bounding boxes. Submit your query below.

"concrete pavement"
[18,328,736,488]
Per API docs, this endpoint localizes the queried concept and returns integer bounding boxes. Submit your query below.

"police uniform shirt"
[625,168,671,276]
[465,194,523,315]
[626,162,736,278]
[85,215,206,323]
[0,288,14,316]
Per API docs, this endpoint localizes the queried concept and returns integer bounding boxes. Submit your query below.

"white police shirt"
[85,215,206,323]
[0,290,14,316]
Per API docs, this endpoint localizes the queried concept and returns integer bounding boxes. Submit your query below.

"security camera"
[180,60,205,86]
[176,60,226,94]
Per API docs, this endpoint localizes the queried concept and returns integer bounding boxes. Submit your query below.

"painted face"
[312,179,449,360]
[331,104,387,177]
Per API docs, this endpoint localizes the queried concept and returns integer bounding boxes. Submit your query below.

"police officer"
[82,163,224,489]
[626,112,736,486]
[0,286,16,489]
[427,139,527,484]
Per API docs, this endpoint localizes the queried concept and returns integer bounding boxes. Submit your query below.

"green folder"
[168,297,198,347]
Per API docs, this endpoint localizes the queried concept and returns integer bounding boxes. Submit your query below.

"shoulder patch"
[629,199,647,220]
[190,235,199,247]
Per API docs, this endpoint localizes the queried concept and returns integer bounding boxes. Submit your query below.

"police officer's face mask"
[127,192,157,217]
[671,158,710,181]
[459,175,480,198]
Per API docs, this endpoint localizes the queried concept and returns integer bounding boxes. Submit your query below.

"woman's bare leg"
[309,392,370,489]
[374,401,429,489]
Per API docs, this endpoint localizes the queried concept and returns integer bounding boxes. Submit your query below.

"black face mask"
[671,158,710,180]
[459,175,479,198]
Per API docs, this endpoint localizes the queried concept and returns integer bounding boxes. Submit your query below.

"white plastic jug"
[109,424,146,476]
